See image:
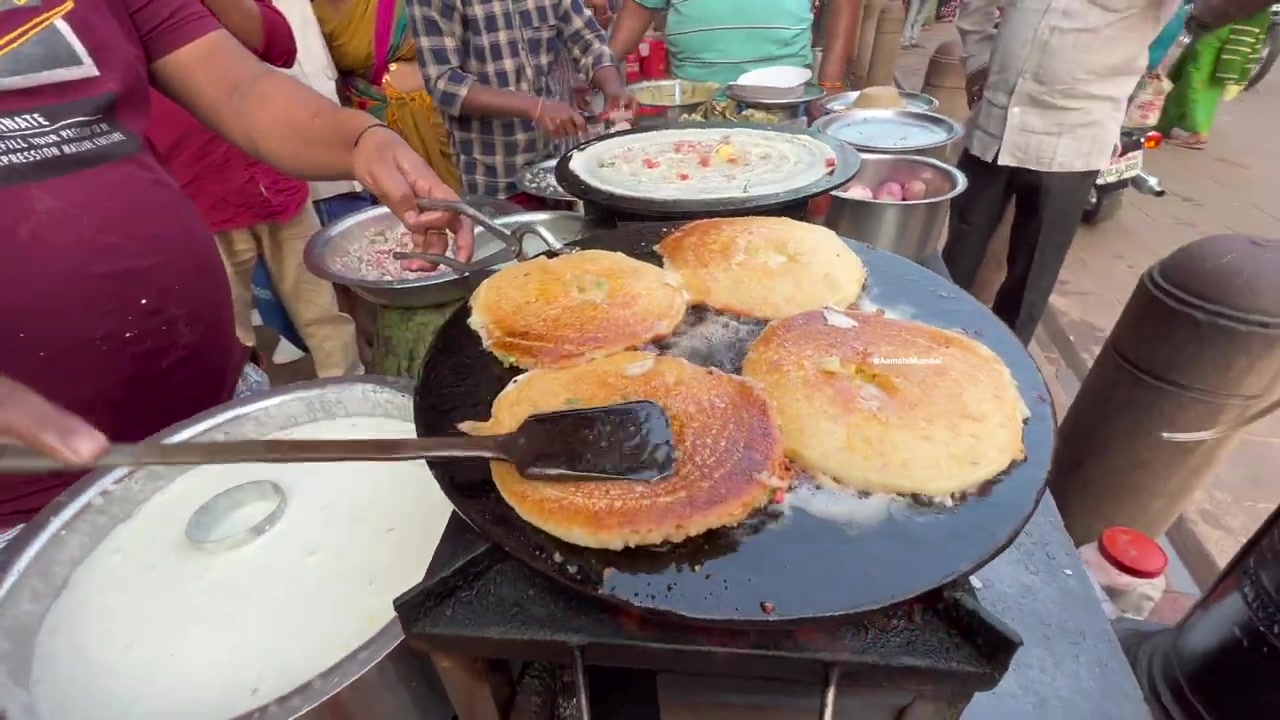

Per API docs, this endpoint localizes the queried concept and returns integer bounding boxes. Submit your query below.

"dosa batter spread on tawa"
[568,128,836,201]
[28,418,451,720]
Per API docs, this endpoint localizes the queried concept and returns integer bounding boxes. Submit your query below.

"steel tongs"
[391,199,575,273]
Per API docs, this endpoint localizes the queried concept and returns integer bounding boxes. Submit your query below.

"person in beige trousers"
[147,0,360,379]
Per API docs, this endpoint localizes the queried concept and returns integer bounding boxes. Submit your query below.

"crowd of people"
[1,0,1273,548]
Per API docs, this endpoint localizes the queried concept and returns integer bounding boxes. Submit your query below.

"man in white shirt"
[944,0,1166,344]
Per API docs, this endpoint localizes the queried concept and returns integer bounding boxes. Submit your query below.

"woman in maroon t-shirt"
[0,0,473,538]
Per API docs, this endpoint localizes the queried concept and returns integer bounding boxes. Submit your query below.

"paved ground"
[897,23,1278,592]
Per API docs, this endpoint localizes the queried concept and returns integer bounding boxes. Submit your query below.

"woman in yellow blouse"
[313,0,463,193]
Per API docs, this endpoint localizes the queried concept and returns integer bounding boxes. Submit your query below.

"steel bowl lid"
[0,378,443,720]
[819,90,939,113]
[811,109,963,152]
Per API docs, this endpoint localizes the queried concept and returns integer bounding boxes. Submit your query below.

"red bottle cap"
[1098,527,1167,580]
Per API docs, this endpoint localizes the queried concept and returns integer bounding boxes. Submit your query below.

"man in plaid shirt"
[408,0,631,198]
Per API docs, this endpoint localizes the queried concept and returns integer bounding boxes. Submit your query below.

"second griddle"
[414,223,1054,627]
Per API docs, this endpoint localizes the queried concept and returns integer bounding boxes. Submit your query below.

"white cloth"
[956,0,1166,173]
[275,0,361,201]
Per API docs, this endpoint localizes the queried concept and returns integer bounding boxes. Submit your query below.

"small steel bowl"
[304,208,587,308]
[627,79,721,127]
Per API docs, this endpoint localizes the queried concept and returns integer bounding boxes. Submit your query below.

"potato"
[902,180,928,201]
[873,181,903,202]
[840,182,874,200]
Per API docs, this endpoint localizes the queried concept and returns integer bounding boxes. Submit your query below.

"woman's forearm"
[609,0,655,58]
[153,31,376,181]
[819,0,863,86]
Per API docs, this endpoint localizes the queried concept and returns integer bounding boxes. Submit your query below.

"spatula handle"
[0,436,507,473]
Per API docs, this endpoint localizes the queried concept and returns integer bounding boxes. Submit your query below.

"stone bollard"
[851,0,888,88]
[1048,234,1280,546]
[922,40,968,124]
[921,39,1012,307]
[865,1,905,88]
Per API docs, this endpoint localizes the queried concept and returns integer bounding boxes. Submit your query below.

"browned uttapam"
[460,352,790,549]
[468,250,688,369]
[742,309,1027,496]
[656,217,866,320]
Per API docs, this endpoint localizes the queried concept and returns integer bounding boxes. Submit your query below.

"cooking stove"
[395,515,1022,720]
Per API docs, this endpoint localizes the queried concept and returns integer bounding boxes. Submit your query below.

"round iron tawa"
[554,121,860,218]
[414,224,1053,626]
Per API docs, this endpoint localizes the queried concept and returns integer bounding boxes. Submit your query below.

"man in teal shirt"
[610,0,861,117]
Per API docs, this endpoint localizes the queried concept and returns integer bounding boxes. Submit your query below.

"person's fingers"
[451,215,475,263]
[366,161,419,230]
[568,111,588,135]
[0,376,108,465]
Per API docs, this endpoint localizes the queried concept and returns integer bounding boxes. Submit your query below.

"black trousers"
[942,151,1098,345]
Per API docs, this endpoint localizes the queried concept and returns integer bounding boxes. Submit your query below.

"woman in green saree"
[1158,8,1271,149]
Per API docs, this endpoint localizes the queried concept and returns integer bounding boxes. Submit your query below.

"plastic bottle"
[1079,526,1168,620]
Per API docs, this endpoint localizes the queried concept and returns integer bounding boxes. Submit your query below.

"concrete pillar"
[1048,234,1280,546]
[865,1,905,88]
[851,0,888,88]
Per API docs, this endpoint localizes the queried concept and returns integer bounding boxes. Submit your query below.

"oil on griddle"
[415,223,1055,626]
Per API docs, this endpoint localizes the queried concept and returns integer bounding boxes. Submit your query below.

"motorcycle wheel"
[1082,187,1124,225]
[1246,24,1280,91]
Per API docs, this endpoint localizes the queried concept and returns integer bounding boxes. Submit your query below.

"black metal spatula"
[0,401,677,482]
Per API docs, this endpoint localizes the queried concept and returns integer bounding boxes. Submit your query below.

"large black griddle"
[414,224,1054,627]
[554,121,860,219]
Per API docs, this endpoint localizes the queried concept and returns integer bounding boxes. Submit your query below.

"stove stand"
[396,515,1023,720]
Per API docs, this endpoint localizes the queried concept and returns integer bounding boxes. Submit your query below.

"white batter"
[28,418,452,720]
[569,128,835,200]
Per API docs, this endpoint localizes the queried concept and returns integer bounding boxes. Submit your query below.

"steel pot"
[0,377,453,720]
[822,153,967,262]
[811,108,963,162]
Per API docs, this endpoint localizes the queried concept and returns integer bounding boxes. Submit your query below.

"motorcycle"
[1082,128,1166,225]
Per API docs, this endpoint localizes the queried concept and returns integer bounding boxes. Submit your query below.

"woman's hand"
[0,376,108,466]
[350,125,475,272]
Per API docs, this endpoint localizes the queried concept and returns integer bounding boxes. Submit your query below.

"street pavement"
[897,23,1279,590]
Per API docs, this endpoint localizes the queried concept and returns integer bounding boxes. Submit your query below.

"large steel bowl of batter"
[0,377,452,720]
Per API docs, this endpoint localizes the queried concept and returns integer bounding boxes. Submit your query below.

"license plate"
[1097,151,1143,185]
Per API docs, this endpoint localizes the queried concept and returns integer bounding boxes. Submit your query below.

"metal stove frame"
[395,515,1023,720]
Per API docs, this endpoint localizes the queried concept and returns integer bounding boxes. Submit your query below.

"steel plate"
[811,109,963,153]
[516,158,574,202]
